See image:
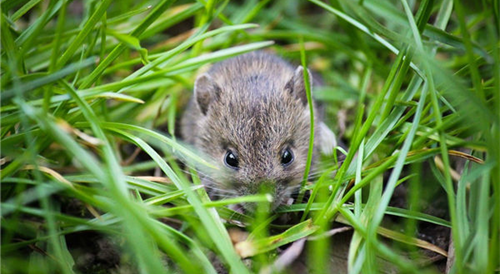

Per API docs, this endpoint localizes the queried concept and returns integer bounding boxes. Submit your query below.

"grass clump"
[1,0,498,273]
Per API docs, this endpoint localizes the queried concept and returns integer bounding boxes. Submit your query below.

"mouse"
[180,51,336,211]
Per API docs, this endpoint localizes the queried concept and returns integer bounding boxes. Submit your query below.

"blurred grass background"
[1,0,498,273]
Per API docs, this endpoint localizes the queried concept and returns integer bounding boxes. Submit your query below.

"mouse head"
[193,66,318,211]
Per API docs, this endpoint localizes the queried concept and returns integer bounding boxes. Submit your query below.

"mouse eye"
[281,148,294,166]
[224,150,239,169]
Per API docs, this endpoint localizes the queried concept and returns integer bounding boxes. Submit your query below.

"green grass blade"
[56,0,112,69]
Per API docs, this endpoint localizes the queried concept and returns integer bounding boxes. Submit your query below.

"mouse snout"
[244,179,276,195]
[238,178,294,211]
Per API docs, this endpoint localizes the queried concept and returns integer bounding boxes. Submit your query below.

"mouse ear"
[194,73,221,115]
[285,66,313,106]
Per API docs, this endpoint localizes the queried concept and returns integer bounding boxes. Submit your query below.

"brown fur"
[180,52,325,210]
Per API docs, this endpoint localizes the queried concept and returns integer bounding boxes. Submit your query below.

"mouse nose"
[245,179,276,195]
[256,180,275,194]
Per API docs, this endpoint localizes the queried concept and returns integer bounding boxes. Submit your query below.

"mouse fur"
[180,51,336,211]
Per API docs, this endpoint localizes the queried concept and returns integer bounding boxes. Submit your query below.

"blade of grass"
[59,80,200,273]
[79,0,177,89]
[78,41,274,94]
[108,127,250,273]
[10,0,43,22]
[297,37,315,204]
[309,0,424,78]
[56,0,112,69]
[2,57,96,102]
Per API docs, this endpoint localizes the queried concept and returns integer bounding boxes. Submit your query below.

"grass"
[1,0,498,273]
